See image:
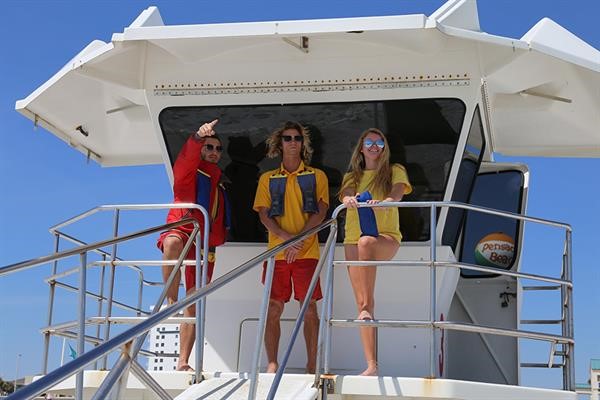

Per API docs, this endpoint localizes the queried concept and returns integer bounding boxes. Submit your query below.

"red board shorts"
[262,258,322,303]
[157,228,215,290]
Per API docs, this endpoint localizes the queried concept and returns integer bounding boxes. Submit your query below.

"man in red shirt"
[157,119,229,371]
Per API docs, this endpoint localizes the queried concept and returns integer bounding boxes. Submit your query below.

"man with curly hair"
[253,121,329,373]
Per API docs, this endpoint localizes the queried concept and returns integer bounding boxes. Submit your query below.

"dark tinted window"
[460,170,524,277]
[442,106,485,249]
[159,99,465,242]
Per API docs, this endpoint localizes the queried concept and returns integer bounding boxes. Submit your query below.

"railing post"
[324,244,336,375]
[42,233,60,374]
[249,256,275,400]
[94,254,107,369]
[429,204,437,378]
[196,228,208,384]
[315,224,337,386]
[565,229,575,391]
[269,228,338,399]
[137,272,143,317]
[193,206,211,383]
[560,245,568,390]
[76,252,87,400]
[102,209,120,369]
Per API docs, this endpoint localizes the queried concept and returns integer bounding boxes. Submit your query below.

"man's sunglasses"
[204,144,223,152]
[364,138,385,149]
[281,135,304,143]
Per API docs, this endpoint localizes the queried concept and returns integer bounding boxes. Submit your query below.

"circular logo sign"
[474,232,515,269]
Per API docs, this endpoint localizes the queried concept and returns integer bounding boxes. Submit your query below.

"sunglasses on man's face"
[281,135,304,143]
[364,138,385,149]
[204,144,223,152]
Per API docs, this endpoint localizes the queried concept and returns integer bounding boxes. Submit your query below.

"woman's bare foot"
[358,310,373,320]
[266,362,278,373]
[360,360,378,376]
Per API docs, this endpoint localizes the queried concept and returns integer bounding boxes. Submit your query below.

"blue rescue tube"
[356,191,379,237]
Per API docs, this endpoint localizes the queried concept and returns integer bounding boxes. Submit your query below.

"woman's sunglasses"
[204,144,223,152]
[281,135,304,142]
[364,138,385,149]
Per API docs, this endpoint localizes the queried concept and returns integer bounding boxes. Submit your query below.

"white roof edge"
[112,6,164,42]
[429,0,480,31]
[521,17,600,73]
[15,40,114,111]
[435,24,529,50]
[115,14,428,42]
[14,106,103,164]
[528,40,600,72]
[128,6,164,28]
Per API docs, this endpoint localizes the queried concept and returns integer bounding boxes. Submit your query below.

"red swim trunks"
[262,258,322,303]
[157,229,215,290]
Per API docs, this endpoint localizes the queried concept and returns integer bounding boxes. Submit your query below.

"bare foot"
[266,362,278,373]
[360,361,378,376]
[358,310,373,320]
[176,363,194,372]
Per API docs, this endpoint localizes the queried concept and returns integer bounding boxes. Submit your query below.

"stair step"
[520,319,562,325]
[522,285,561,291]
[174,373,317,400]
[330,319,429,328]
[520,363,565,368]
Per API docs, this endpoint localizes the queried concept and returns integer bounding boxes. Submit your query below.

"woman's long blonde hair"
[341,128,393,197]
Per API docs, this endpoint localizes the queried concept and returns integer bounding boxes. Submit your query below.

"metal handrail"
[56,203,210,392]
[52,229,147,279]
[51,281,149,315]
[314,200,574,390]
[267,223,337,399]
[42,203,210,377]
[6,217,336,400]
[0,218,198,276]
[50,230,148,329]
[47,205,203,365]
[48,203,208,233]
[2,217,202,400]
[329,200,572,230]
[4,200,575,398]
[331,259,573,287]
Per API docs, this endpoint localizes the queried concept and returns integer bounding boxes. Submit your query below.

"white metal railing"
[1,203,210,400]
[310,201,575,394]
[45,203,211,376]
[2,203,336,400]
[1,201,575,399]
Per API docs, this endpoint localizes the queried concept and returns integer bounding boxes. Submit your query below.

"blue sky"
[0,0,598,389]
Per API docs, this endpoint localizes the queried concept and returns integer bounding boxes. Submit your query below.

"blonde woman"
[340,128,412,376]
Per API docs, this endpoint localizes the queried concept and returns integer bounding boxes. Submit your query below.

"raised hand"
[197,119,219,137]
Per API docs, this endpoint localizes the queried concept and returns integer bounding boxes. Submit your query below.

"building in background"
[576,359,600,400]
[146,306,180,371]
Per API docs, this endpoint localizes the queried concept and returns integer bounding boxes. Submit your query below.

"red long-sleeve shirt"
[165,135,228,247]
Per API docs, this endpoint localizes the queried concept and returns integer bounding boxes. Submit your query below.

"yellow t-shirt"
[253,162,329,261]
[341,164,412,245]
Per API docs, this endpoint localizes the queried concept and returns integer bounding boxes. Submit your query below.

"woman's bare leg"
[346,235,399,376]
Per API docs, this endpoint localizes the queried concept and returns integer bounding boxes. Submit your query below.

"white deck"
[331,375,577,399]
[175,373,317,400]
[40,371,578,399]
